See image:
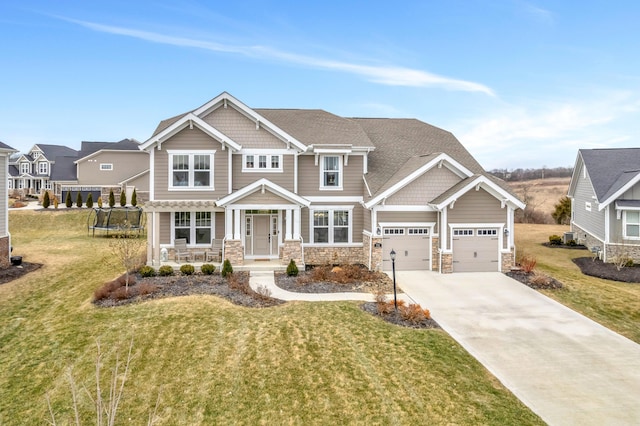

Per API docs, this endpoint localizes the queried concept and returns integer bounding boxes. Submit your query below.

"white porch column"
[152,211,160,264]
[285,209,293,240]
[225,207,233,239]
[293,206,301,239]
[233,208,241,239]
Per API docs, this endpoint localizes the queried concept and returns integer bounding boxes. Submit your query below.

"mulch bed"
[360,303,440,329]
[274,270,396,294]
[0,262,43,285]
[93,272,285,308]
[506,270,563,290]
[541,242,588,250]
[572,257,640,283]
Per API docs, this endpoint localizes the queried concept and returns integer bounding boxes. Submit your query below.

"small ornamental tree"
[108,189,115,208]
[53,195,59,209]
[286,259,298,276]
[65,191,72,208]
[97,195,103,208]
[221,259,233,278]
[552,196,572,225]
[120,190,126,207]
[42,191,50,209]
[131,188,137,207]
[86,193,94,209]
[75,192,83,208]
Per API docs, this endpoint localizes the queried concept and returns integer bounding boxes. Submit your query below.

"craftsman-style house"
[141,92,524,273]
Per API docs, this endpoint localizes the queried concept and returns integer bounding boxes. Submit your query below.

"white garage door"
[382,228,431,271]
[452,228,499,272]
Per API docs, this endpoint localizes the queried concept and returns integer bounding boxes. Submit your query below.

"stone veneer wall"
[281,240,303,266]
[441,253,453,274]
[501,249,515,272]
[431,237,440,271]
[304,246,364,266]
[572,224,603,252]
[224,240,244,266]
[0,236,10,269]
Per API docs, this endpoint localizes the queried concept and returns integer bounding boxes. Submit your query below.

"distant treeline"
[488,166,573,181]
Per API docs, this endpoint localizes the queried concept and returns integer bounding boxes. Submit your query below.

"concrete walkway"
[248,270,413,303]
[394,271,640,426]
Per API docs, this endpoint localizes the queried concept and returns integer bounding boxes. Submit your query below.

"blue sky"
[2,1,639,170]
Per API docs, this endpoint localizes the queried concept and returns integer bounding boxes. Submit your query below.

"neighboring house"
[58,139,149,204]
[0,141,18,267]
[8,144,78,195]
[141,92,524,273]
[568,148,640,262]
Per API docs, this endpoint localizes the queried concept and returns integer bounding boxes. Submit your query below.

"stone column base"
[281,240,303,266]
[224,240,244,266]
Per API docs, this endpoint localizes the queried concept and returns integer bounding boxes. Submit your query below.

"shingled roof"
[78,138,141,159]
[580,148,640,202]
[36,144,78,160]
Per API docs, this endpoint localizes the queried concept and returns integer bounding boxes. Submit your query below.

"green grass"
[516,223,640,343]
[0,211,543,425]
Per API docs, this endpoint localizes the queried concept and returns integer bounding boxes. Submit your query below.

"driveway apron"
[394,271,640,426]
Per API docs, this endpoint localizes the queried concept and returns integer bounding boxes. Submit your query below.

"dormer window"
[320,155,342,189]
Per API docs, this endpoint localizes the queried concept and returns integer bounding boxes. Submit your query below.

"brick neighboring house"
[0,141,18,267]
[568,148,640,262]
[142,92,524,273]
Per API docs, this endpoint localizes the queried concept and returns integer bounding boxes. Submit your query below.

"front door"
[253,215,270,255]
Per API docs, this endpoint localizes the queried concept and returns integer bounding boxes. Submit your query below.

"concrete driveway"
[394,271,640,426]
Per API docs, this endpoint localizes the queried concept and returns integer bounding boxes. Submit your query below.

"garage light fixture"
[504,228,509,236]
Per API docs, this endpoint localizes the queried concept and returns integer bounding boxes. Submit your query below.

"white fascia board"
[375,205,436,211]
[139,114,242,151]
[118,169,149,185]
[567,151,583,198]
[598,172,640,211]
[433,175,526,211]
[364,153,473,209]
[216,178,310,207]
[192,92,307,152]
[312,148,353,155]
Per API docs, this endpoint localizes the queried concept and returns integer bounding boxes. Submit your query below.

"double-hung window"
[168,150,215,189]
[321,156,342,189]
[20,163,30,174]
[311,208,351,243]
[624,211,640,238]
[174,211,213,244]
[38,162,48,175]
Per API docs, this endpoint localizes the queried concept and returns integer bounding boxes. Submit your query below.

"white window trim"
[100,163,113,171]
[309,205,353,244]
[242,153,283,173]
[319,155,343,191]
[585,201,592,212]
[623,210,640,240]
[38,162,49,175]
[167,149,216,191]
[171,211,215,246]
[20,163,30,174]
[453,229,474,236]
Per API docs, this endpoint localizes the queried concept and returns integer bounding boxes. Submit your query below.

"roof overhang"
[216,178,310,208]
[430,175,526,211]
[364,153,473,209]
[139,113,242,152]
[598,172,640,211]
[119,169,149,186]
[75,149,147,164]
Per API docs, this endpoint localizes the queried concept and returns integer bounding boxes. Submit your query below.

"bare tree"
[109,223,146,291]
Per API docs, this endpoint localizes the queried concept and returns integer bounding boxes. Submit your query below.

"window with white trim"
[453,229,474,236]
[384,228,405,235]
[477,229,497,236]
[243,154,282,172]
[20,162,30,174]
[624,211,640,238]
[100,163,113,171]
[174,211,213,244]
[585,202,591,212]
[320,155,342,189]
[169,151,214,189]
[311,209,351,243]
[8,180,13,189]
[408,228,429,235]
[38,162,48,175]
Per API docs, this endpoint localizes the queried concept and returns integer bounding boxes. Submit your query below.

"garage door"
[382,227,431,271]
[452,228,499,272]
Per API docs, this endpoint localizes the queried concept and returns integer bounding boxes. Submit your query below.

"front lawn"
[0,211,543,424]
[515,223,640,343]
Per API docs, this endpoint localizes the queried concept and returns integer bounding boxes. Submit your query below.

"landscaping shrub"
[136,282,158,296]
[286,259,298,276]
[120,191,126,207]
[97,196,103,208]
[111,286,130,300]
[568,239,577,246]
[158,265,174,276]
[221,259,233,278]
[65,191,72,208]
[201,263,216,275]
[548,235,562,245]
[93,273,134,301]
[109,189,115,207]
[399,304,427,324]
[139,265,156,277]
[131,188,137,206]
[75,192,83,208]
[519,254,537,273]
[86,193,93,208]
[180,264,195,276]
[42,191,50,209]
[228,273,250,294]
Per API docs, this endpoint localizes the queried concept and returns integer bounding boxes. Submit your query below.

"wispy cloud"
[519,1,554,24]
[63,17,494,96]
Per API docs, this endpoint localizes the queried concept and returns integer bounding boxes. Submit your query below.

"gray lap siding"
[572,163,605,240]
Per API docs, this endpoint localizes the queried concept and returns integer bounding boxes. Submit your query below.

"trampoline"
[87,207,145,237]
